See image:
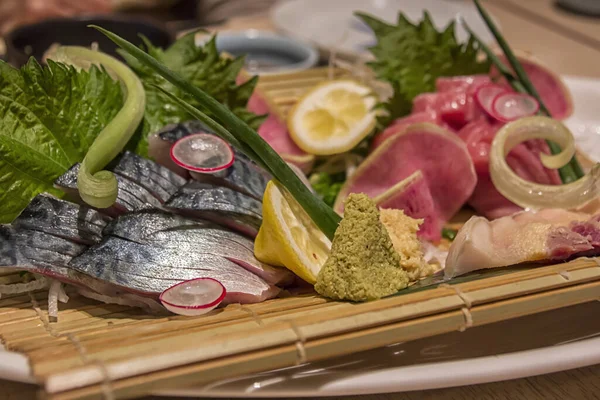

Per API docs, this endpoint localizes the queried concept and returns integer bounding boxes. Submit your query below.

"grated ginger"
[379,209,439,281]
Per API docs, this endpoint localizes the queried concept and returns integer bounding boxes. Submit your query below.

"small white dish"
[197,30,319,75]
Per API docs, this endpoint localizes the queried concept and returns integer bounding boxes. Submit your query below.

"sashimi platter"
[1,1,600,398]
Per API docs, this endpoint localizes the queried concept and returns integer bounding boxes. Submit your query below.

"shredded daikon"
[48,280,62,322]
[77,287,166,315]
[0,275,49,299]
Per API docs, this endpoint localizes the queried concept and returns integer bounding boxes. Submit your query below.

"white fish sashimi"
[446,209,599,278]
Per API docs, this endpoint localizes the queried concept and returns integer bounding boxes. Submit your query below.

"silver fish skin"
[154,121,272,199]
[54,163,162,216]
[0,225,17,267]
[12,194,110,245]
[191,156,270,201]
[112,151,187,203]
[0,227,86,283]
[102,209,214,241]
[69,237,280,304]
[165,181,263,237]
[104,210,293,286]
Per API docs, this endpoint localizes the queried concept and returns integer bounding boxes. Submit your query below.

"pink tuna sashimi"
[446,209,598,278]
[435,75,492,93]
[457,118,561,219]
[412,89,484,131]
[374,170,442,241]
[247,89,315,173]
[493,53,573,120]
[371,111,440,150]
[335,123,476,225]
[257,113,314,173]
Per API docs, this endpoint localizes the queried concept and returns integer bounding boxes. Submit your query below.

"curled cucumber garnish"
[49,46,146,208]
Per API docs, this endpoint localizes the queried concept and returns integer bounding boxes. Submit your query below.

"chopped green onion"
[93,26,341,239]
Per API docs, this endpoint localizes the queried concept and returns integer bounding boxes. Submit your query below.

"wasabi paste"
[315,193,409,301]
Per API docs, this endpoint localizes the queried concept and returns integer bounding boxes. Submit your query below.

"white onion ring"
[490,116,599,210]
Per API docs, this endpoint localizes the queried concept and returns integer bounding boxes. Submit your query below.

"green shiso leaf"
[96,26,342,240]
[118,32,265,156]
[355,11,491,127]
[0,58,123,223]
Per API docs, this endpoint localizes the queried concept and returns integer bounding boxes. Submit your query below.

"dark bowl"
[4,15,174,67]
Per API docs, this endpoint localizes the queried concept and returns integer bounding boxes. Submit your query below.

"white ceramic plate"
[2,77,599,396]
[563,76,600,162]
[271,0,498,60]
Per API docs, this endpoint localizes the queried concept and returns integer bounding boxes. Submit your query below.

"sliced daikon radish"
[491,93,539,122]
[474,84,508,117]
[170,133,234,175]
[160,278,226,316]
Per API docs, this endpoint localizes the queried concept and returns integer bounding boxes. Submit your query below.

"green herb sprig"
[93,26,342,240]
[466,0,584,183]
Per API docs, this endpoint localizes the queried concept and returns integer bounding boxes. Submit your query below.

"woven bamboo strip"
[27,302,347,367]
[23,296,329,350]
[43,278,600,400]
[33,259,600,393]
[28,259,600,372]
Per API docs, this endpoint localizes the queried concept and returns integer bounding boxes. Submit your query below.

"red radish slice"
[160,278,226,316]
[475,84,508,117]
[170,133,234,174]
[491,93,540,122]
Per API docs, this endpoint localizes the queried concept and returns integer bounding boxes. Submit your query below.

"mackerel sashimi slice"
[374,170,442,242]
[334,123,476,227]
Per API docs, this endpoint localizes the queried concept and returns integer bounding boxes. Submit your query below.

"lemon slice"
[288,80,377,155]
[254,181,331,284]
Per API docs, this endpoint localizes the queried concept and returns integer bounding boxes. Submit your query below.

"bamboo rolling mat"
[1,67,599,399]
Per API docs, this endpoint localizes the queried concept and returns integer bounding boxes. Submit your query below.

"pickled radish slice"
[491,93,540,122]
[170,133,234,174]
[160,278,226,316]
[475,84,508,117]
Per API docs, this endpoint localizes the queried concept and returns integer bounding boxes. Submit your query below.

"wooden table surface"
[2,0,600,399]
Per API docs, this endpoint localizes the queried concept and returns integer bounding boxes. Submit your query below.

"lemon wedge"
[288,80,377,155]
[255,181,331,284]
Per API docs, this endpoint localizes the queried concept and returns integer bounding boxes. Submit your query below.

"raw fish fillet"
[148,121,272,199]
[69,237,280,304]
[248,90,314,173]
[371,111,440,150]
[1,226,86,284]
[112,151,187,202]
[12,194,110,245]
[165,181,263,237]
[446,209,599,278]
[336,123,476,227]
[104,210,293,285]
[374,171,442,242]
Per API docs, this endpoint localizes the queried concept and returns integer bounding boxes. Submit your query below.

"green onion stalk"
[50,46,146,208]
[466,0,584,183]
[92,26,342,240]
